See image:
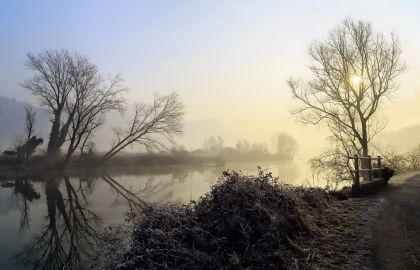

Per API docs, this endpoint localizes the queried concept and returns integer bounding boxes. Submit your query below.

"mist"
[1,1,420,162]
[1,2,420,270]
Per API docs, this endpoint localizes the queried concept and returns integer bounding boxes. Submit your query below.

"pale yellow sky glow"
[351,75,362,88]
[1,1,419,159]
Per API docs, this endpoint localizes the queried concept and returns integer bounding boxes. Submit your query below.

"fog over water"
[0,160,316,270]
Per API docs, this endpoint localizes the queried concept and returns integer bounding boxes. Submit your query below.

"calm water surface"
[0,161,321,269]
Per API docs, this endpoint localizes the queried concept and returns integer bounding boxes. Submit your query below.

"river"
[0,160,325,269]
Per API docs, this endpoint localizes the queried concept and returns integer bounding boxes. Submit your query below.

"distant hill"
[380,125,420,152]
[0,95,49,150]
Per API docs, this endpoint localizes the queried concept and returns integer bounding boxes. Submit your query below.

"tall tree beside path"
[289,18,405,174]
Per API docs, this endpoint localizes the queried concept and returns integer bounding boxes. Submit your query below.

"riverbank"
[106,170,356,269]
[107,170,420,270]
[0,152,223,172]
[0,151,297,177]
[3,163,411,269]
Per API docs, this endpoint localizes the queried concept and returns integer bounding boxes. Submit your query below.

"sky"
[0,0,419,157]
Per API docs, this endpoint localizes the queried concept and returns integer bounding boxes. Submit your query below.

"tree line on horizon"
[196,133,298,161]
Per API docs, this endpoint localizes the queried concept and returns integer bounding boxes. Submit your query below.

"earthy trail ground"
[373,171,420,270]
[303,171,420,270]
[303,193,382,269]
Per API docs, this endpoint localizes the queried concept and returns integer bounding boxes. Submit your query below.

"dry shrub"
[112,169,334,270]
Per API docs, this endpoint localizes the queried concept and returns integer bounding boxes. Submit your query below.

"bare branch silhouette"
[23,49,125,160]
[13,177,105,270]
[64,72,125,163]
[24,105,37,142]
[101,93,185,163]
[289,18,405,179]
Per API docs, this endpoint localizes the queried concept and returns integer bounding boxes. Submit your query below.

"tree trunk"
[64,146,74,165]
[47,112,61,157]
[360,120,370,181]
[64,138,76,165]
[56,112,75,153]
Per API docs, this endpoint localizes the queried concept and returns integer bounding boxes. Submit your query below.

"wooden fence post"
[368,155,373,181]
[377,156,382,179]
[354,154,360,185]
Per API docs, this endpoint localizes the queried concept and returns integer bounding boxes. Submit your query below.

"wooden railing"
[348,155,383,185]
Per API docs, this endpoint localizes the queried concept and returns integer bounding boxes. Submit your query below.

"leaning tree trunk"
[64,143,74,165]
[64,136,78,165]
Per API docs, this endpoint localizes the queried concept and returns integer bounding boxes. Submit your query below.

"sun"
[351,75,362,88]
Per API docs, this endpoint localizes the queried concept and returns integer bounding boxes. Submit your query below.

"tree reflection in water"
[12,174,140,270]
[2,178,41,233]
[4,164,301,269]
[102,171,189,207]
[13,176,102,269]
[101,174,148,212]
[11,171,187,270]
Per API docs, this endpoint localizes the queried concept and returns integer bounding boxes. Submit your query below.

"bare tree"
[5,106,41,163]
[203,135,224,154]
[289,18,405,169]
[23,50,123,161]
[64,71,125,163]
[24,105,37,142]
[22,50,75,157]
[270,132,298,159]
[310,137,354,185]
[100,93,185,163]
[236,139,251,153]
[370,142,420,173]
[406,145,420,170]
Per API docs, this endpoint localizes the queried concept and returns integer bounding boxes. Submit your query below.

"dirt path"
[373,171,420,270]
[304,171,420,270]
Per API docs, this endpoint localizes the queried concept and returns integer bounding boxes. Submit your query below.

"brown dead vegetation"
[109,169,366,270]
